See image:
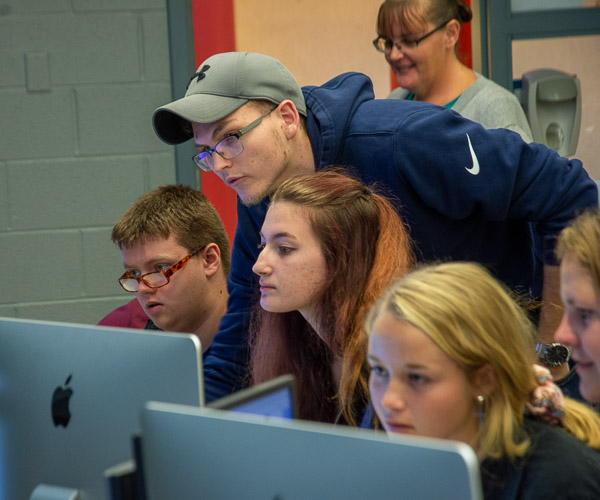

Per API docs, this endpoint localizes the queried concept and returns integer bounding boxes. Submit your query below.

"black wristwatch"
[535,342,572,368]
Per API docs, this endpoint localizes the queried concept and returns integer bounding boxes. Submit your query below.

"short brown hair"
[112,185,230,274]
[376,0,472,39]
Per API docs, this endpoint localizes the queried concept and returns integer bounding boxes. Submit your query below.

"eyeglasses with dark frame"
[118,246,205,293]
[192,106,278,172]
[372,19,452,53]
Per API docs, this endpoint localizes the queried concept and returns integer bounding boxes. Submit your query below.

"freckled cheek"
[249,143,277,167]
[303,267,328,293]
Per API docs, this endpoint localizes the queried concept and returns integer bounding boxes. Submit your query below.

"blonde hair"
[366,262,600,459]
[556,207,600,291]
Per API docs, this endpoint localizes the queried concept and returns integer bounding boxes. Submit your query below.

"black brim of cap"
[152,94,250,145]
[152,109,193,145]
[152,109,193,146]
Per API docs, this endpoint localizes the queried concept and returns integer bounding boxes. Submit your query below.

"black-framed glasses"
[192,106,277,172]
[372,19,452,53]
[118,246,205,292]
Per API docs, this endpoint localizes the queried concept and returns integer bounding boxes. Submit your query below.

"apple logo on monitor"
[52,374,73,427]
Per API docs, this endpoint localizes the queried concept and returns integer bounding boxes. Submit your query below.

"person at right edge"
[151,51,598,402]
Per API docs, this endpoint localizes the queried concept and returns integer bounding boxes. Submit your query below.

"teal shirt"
[405,92,459,109]
[390,72,533,142]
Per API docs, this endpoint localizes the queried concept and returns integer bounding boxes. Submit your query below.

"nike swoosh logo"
[465,134,480,175]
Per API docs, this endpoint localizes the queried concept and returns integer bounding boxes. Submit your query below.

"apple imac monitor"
[207,374,297,418]
[0,317,203,500]
[140,402,484,500]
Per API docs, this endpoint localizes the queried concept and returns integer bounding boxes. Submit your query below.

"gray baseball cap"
[152,51,307,145]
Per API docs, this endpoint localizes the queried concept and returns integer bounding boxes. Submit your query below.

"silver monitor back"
[140,401,484,500]
[0,317,203,500]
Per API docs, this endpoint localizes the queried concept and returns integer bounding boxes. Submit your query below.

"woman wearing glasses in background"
[373,0,533,142]
[250,169,414,426]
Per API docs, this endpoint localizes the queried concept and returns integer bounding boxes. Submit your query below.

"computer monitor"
[0,317,203,500]
[207,374,297,418]
[140,402,484,500]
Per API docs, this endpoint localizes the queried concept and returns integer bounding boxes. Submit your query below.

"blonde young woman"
[367,262,600,499]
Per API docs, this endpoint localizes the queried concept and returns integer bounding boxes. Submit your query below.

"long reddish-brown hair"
[249,168,414,425]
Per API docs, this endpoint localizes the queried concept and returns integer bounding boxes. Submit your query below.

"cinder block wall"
[0,0,177,324]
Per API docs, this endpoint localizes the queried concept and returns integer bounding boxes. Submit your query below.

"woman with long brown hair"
[250,168,413,425]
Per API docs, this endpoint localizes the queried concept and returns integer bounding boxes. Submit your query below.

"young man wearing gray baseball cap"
[153,51,597,403]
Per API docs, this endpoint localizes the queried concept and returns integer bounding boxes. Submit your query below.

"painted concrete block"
[3,14,140,85]
[0,305,18,318]
[25,51,51,92]
[1,88,76,160]
[0,230,84,303]
[147,152,177,188]
[0,0,70,14]
[7,156,148,230]
[82,227,125,297]
[17,296,133,325]
[76,83,173,155]
[0,50,25,87]
[142,11,171,82]
[73,0,165,11]
[0,163,8,230]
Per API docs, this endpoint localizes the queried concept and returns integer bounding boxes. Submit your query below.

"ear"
[277,100,302,139]
[202,243,221,278]
[445,19,461,49]
[472,363,498,398]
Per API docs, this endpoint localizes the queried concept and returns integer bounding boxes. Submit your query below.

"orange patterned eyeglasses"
[118,246,205,292]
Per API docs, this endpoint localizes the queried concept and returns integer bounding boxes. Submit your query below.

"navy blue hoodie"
[202,72,598,402]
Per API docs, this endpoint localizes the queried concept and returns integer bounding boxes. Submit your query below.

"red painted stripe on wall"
[191,0,238,247]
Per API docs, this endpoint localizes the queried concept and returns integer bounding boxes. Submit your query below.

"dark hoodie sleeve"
[386,104,598,264]
[201,200,265,402]
[305,71,597,263]
[303,72,596,296]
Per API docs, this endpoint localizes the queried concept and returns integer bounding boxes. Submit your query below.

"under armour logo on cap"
[153,52,307,145]
[187,65,210,89]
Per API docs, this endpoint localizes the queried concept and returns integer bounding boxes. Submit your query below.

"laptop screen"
[207,374,297,419]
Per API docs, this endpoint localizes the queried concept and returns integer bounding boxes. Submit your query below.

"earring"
[476,395,485,426]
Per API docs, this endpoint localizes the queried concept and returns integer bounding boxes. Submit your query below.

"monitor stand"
[29,484,81,500]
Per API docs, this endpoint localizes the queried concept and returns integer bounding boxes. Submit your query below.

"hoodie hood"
[302,72,375,168]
